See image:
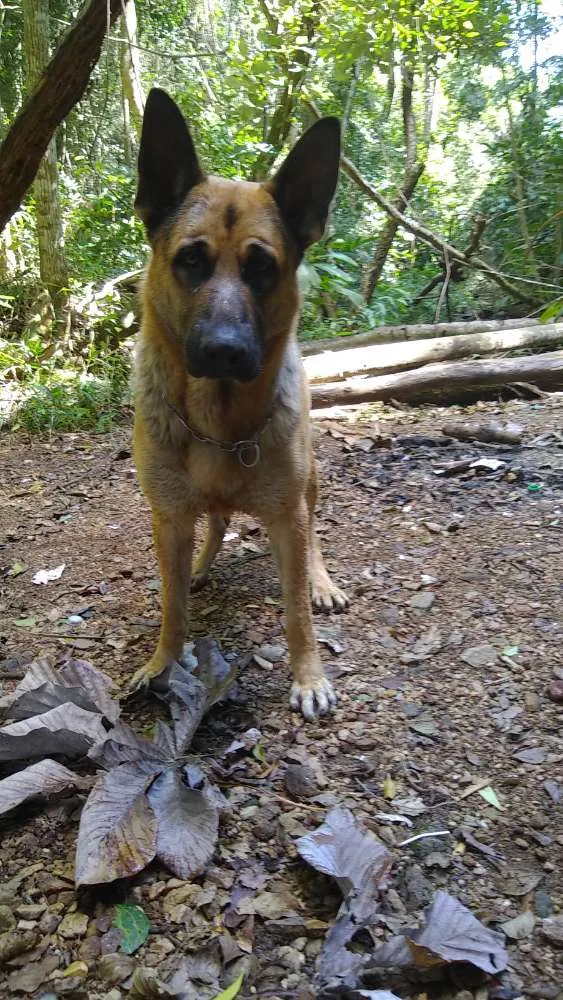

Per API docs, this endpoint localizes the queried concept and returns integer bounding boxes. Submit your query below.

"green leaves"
[212,974,244,1000]
[114,903,151,955]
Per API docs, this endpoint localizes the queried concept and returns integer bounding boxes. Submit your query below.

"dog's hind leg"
[191,512,230,592]
[306,459,349,612]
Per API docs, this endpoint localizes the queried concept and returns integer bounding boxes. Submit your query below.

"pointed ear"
[134,88,204,235]
[267,117,341,253]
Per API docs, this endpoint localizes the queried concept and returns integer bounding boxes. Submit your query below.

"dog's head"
[135,89,340,383]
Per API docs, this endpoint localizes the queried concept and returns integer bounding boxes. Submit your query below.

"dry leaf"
[75,762,159,885]
[0,758,79,815]
[372,890,507,974]
[148,768,219,880]
[0,703,106,761]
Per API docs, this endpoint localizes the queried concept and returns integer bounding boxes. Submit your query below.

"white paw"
[290,676,338,720]
[312,582,349,612]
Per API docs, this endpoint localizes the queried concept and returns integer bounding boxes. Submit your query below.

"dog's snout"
[187,320,262,383]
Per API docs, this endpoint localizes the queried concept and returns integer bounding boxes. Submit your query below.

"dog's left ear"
[135,88,204,236]
[267,117,340,254]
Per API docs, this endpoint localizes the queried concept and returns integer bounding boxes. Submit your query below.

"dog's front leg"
[130,510,195,687]
[267,499,337,720]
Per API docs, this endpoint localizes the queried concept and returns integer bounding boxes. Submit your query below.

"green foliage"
[113,903,151,955]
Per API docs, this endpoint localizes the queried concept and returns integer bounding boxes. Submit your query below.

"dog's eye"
[241,244,277,294]
[173,242,213,286]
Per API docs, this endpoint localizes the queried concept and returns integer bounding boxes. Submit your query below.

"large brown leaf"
[75,762,160,886]
[0,703,107,761]
[147,768,219,879]
[0,758,80,815]
[371,890,508,975]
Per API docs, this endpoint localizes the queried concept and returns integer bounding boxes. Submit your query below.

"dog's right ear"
[135,88,204,236]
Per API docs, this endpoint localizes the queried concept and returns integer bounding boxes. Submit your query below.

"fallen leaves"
[372,890,508,974]
[0,758,80,816]
[297,808,508,994]
[0,641,238,888]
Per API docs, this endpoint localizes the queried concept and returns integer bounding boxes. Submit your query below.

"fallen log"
[441,421,524,446]
[303,323,563,383]
[301,317,541,355]
[310,351,563,409]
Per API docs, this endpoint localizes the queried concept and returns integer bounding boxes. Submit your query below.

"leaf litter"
[0,639,238,886]
[297,807,508,996]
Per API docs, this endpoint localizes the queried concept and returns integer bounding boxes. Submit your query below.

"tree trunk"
[310,350,563,409]
[300,317,540,354]
[304,323,563,383]
[119,0,144,141]
[363,56,425,302]
[503,76,535,266]
[0,0,124,232]
[22,0,69,319]
[362,161,424,301]
[252,4,320,179]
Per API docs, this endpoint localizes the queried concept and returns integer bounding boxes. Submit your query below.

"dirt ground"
[1,394,562,1000]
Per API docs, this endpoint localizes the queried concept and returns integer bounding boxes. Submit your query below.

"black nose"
[202,334,247,377]
[187,322,261,382]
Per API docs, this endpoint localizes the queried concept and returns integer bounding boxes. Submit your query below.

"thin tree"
[22,0,69,322]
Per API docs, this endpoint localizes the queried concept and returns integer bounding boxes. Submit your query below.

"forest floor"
[1,394,562,1000]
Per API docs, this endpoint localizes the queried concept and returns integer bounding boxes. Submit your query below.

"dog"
[130,88,348,719]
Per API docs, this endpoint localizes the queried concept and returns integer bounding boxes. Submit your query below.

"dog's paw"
[127,653,171,693]
[312,580,349,612]
[290,676,337,721]
[190,569,209,593]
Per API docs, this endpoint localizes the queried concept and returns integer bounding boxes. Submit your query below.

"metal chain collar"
[162,392,272,468]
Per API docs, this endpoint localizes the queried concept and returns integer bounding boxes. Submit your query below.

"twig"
[435,248,451,322]
[398,829,450,847]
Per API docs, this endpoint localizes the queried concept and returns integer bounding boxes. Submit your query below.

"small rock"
[257,644,285,662]
[386,888,406,915]
[548,680,563,702]
[524,691,540,711]
[535,891,553,919]
[542,915,563,947]
[100,927,124,954]
[62,960,89,978]
[79,936,101,962]
[454,992,474,1000]
[424,851,451,869]
[461,643,498,668]
[15,903,47,921]
[39,912,61,934]
[501,910,536,940]
[284,764,318,799]
[402,864,433,911]
[277,945,306,973]
[409,592,435,613]
[0,906,15,933]
[0,929,39,964]
[98,952,135,984]
[58,911,89,938]
[526,986,562,1000]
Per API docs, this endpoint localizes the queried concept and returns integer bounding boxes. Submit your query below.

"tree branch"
[305,99,540,305]
[0,0,124,231]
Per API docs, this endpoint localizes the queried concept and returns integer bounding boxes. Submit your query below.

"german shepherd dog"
[131,89,348,719]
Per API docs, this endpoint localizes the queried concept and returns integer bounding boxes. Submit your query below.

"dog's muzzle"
[186,320,262,382]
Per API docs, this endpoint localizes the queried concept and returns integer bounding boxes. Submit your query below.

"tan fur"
[132,176,347,718]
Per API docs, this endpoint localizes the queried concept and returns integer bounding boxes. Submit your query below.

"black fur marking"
[224,204,238,230]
